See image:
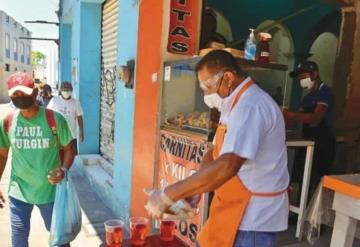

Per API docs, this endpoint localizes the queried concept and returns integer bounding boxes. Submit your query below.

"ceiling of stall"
[324,0,355,7]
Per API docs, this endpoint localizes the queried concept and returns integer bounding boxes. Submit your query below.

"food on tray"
[164,112,211,129]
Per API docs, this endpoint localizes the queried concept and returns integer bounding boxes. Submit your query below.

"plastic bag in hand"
[49,172,82,246]
[144,188,198,220]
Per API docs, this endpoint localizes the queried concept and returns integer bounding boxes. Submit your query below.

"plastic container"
[160,220,176,242]
[104,219,124,247]
[257,32,272,63]
[129,217,149,246]
[244,28,257,61]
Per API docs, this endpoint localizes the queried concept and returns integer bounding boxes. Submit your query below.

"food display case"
[161,60,213,139]
[160,56,289,140]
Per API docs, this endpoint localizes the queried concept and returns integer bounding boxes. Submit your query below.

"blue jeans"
[233,231,278,247]
[9,196,70,247]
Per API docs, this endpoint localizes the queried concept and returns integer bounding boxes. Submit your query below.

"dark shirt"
[300,83,335,139]
[36,95,53,108]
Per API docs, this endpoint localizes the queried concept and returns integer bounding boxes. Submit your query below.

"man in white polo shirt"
[47,81,84,155]
[145,50,289,247]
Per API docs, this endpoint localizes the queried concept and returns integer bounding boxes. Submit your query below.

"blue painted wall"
[111,0,139,219]
[59,24,72,83]
[69,1,101,154]
[78,2,102,154]
[207,0,340,108]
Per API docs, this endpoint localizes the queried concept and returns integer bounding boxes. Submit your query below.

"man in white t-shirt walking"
[145,50,289,247]
[47,81,84,155]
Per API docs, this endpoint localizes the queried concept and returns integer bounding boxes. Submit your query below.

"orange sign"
[158,130,208,246]
[167,0,200,55]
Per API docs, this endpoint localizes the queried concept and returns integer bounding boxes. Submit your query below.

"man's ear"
[311,71,318,81]
[225,71,236,88]
[32,88,38,98]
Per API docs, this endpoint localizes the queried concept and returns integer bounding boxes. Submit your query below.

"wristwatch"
[60,166,68,175]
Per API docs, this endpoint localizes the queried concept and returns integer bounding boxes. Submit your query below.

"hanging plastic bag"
[49,172,82,246]
[300,178,335,245]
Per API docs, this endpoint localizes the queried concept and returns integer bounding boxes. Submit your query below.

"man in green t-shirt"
[0,72,75,247]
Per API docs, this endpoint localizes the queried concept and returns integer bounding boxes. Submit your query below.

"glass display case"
[160,56,289,140]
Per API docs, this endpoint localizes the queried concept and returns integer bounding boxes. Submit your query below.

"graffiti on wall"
[101,64,117,106]
[100,63,117,158]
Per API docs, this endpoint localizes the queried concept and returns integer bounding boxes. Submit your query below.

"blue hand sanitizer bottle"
[244,28,256,61]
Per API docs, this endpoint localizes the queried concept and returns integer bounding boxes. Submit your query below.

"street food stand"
[156,55,316,245]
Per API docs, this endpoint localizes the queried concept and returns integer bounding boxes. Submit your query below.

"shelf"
[161,126,209,140]
[236,57,288,71]
[286,139,315,147]
[164,56,288,72]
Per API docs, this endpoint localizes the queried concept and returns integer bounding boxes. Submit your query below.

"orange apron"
[198,80,287,247]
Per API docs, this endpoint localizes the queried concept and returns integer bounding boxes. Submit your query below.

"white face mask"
[61,91,72,99]
[300,77,315,90]
[204,93,224,110]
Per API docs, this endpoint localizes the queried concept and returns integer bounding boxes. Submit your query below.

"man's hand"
[282,108,296,126]
[185,194,201,208]
[144,189,174,219]
[0,190,5,208]
[48,168,65,185]
[77,116,84,143]
[79,131,84,143]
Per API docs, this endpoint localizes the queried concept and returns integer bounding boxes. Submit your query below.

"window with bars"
[5,33,10,49]
[27,45,31,64]
[13,39,18,60]
[20,42,25,63]
[5,33,10,58]
[13,39,17,52]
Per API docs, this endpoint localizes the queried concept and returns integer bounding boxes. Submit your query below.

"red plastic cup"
[160,220,176,242]
[129,217,149,246]
[104,219,124,247]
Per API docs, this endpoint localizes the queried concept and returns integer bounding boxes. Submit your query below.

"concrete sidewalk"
[0,161,114,247]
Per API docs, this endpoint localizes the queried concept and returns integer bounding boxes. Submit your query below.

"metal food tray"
[182,124,211,135]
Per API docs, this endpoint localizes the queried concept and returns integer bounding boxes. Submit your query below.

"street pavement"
[0,159,114,247]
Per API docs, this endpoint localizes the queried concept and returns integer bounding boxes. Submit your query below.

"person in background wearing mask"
[0,72,74,247]
[145,50,289,247]
[36,84,53,108]
[47,81,84,155]
[283,61,336,197]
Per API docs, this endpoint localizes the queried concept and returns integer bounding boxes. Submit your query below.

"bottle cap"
[259,32,272,40]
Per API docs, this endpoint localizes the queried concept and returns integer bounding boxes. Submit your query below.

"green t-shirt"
[0,107,73,204]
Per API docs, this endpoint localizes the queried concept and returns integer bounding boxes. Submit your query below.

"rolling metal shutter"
[100,0,118,163]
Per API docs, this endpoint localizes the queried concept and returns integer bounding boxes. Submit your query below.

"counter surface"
[323,174,360,200]
[122,235,187,247]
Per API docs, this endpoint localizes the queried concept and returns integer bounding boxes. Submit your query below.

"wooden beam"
[323,0,354,7]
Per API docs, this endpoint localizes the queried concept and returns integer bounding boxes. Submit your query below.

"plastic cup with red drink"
[104,219,124,247]
[129,217,149,246]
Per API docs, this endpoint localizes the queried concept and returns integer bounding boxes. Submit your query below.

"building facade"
[0,10,32,103]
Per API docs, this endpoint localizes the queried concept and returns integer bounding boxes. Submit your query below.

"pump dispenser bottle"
[244,29,257,61]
